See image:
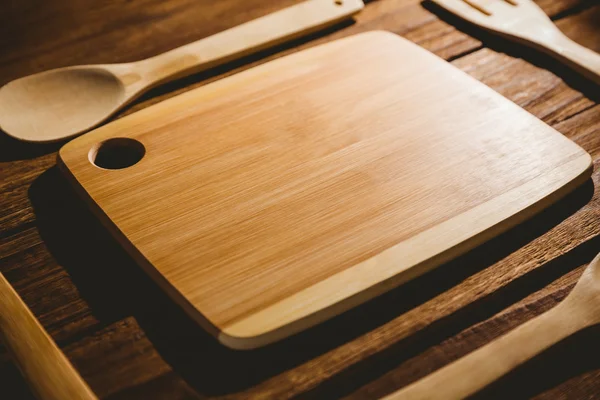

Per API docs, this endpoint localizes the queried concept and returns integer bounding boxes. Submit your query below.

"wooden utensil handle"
[384,301,587,400]
[140,0,364,86]
[0,273,97,400]
[538,30,600,86]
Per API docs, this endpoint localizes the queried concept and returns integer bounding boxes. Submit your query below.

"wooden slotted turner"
[430,0,600,85]
[385,252,600,399]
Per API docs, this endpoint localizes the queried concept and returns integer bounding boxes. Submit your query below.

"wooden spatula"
[384,252,600,399]
[0,0,363,143]
[0,273,97,400]
[430,0,600,85]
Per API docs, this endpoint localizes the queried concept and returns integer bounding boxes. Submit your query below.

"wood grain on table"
[0,0,599,399]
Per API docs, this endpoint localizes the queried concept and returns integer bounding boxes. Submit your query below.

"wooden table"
[1,0,599,398]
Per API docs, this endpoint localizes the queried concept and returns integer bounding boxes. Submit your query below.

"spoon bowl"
[0,66,127,142]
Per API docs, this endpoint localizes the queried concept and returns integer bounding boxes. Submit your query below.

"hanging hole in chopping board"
[89,138,145,170]
[335,0,343,5]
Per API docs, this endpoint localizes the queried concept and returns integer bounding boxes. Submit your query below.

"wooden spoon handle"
[384,301,587,400]
[139,0,364,86]
[0,273,97,400]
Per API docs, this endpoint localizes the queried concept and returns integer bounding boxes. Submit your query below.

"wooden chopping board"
[59,31,592,350]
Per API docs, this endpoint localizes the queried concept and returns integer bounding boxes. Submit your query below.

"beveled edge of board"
[58,31,593,349]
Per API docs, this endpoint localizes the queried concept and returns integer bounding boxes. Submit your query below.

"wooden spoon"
[0,0,363,143]
[385,251,600,400]
[0,273,97,400]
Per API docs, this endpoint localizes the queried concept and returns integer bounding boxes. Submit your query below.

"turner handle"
[0,273,97,400]
[140,0,364,86]
[383,302,586,400]
[541,31,600,86]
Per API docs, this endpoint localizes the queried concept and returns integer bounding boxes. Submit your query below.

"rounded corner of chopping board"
[350,30,420,51]
[57,139,78,171]
[579,150,594,176]
[357,29,401,41]
[57,126,104,176]
[217,328,271,351]
[216,308,325,350]
[563,146,593,188]
[569,150,594,189]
